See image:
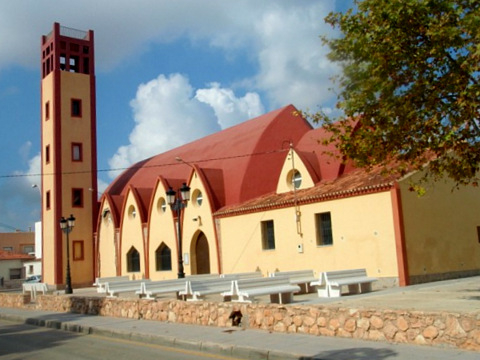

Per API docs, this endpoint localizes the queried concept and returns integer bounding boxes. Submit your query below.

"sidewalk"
[1,296,479,360]
[1,276,480,359]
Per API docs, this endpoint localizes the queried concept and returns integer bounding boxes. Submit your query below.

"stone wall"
[1,293,479,351]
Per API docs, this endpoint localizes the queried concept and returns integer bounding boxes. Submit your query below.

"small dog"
[228,310,243,326]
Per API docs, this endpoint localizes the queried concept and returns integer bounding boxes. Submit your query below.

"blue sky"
[0,0,353,232]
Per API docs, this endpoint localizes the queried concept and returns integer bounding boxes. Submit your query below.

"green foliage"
[316,0,480,187]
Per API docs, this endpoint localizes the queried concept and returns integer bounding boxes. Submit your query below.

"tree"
[314,0,480,188]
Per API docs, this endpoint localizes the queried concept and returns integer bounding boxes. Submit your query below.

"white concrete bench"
[136,278,189,300]
[180,272,263,301]
[270,270,316,293]
[185,274,220,280]
[224,276,300,303]
[181,278,233,301]
[22,283,49,299]
[93,275,129,293]
[105,279,150,298]
[221,271,263,280]
[311,269,377,297]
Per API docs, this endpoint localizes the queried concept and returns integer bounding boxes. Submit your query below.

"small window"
[45,145,50,164]
[292,170,302,189]
[83,57,90,75]
[156,243,172,271]
[28,265,34,274]
[127,247,141,272]
[60,54,66,70]
[261,220,275,250]
[73,240,84,261]
[157,198,167,214]
[192,189,203,207]
[287,169,302,190]
[316,212,333,246]
[46,191,51,210]
[22,245,34,254]
[102,209,112,224]
[72,143,83,162]
[71,99,82,117]
[128,205,136,219]
[69,55,79,72]
[72,188,84,207]
[9,268,22,280]
[45,101,50,120]
[3,247,13,252]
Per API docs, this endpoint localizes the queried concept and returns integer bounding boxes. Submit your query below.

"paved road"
[0,319,242,360]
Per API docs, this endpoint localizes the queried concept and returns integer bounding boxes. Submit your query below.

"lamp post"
[59,214,75,294]
[166,182,190,279]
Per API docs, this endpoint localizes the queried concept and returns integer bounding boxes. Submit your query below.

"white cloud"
[195,83,264,129]
[0,1,341,110]
[108,73,216,177]
[252,3,340,111]
[108,74,268,176]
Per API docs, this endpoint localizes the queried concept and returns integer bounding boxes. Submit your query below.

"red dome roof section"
[104,105,314,215]
[296,125,351,182]
[238,105,313,203]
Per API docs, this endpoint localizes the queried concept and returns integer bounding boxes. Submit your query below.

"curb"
[0,312,298,360]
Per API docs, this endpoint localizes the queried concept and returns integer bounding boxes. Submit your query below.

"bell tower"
[40,23,97,289]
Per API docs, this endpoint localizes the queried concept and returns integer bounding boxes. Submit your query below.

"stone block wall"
[1,293,479,351]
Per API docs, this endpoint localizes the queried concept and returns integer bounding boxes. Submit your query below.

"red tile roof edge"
[214,182,394,217]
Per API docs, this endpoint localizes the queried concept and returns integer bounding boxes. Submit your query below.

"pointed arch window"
[155,243,172,271]
[127,246,140,272]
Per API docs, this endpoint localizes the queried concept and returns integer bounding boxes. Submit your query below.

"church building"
[40,23,480,290]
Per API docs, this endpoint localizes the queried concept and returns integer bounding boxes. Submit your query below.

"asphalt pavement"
[1,276,480,360]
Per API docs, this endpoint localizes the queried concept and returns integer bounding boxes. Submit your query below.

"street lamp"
[59,214,75,294]
[166,182,190,278]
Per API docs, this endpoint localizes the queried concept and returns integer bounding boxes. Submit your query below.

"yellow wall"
[98,173,221,281]
[120,192,146,279]
[400,174,480,278]
[97,200,117,277]
[147,182,178,280]
[42,70,95,287]
[59,72,94,286]
[181,173,219,275]
[217,191,399,280]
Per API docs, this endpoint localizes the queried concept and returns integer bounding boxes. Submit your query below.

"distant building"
[40,23,480,290]
[0,226,41,286]
[0,231,35,255]
[0,230,36,286]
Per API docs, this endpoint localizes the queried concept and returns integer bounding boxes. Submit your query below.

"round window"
[192,189,203,207]
[288,170,302,190]
[128,205,136,219]
[157,197,167,214]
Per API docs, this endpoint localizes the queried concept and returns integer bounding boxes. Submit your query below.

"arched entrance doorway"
[191,232,210,274]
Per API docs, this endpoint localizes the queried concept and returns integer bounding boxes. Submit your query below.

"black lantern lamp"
[59,214,75,294]
[166,183,190,278]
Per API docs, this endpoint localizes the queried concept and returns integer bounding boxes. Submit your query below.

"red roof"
[0,251,34,260]
[103,105,355,222]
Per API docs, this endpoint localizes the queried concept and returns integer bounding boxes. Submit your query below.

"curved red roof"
[103,105,351,220]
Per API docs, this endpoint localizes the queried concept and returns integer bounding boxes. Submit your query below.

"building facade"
[94,105,480,287]
[40,24,480,290]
